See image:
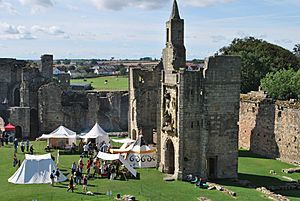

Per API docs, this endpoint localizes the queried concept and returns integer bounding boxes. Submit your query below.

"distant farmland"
[71,76,128,91]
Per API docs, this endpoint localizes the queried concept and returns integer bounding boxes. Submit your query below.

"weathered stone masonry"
[130,0,241,180]
[239,95,300,164]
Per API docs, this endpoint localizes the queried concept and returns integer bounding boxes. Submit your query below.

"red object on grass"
[4,123,15,131]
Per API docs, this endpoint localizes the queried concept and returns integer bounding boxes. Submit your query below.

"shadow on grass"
[238,150,269,159]
[217,173,294,187]
[276,189,300,199]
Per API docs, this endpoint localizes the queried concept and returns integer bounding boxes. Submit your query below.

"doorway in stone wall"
[30,109,39,139]
[15,126,22,139]
[165,139,175,174]
[208,156,217,179]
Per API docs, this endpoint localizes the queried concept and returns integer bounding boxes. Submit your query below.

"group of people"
[80,140,111,158]
[13,138,34,154]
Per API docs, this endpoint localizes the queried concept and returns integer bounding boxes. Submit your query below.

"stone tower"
[157,0,241,180]
[40,54,53,80]
[129,0,241,180]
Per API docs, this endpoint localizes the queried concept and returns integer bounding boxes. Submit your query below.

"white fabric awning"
[111,138,135,144]
[97,152,137,177]
[38,125,76,139]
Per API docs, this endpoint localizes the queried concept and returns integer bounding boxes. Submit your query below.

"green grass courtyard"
[1,142,300,201]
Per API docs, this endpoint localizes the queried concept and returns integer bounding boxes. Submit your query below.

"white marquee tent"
[79,123,110,144]
[37,125,77,148]
[97,152,137,177]
[8,154,67,184]
[126,135,157,168]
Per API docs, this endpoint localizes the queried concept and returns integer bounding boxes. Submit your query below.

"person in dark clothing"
[67,175,74,192]
[29,145,34,155]
[55,168,60,181]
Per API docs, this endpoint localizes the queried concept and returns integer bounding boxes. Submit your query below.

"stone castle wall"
[204,56,241,179]
[239,98,300,164]
[38,82,129,134]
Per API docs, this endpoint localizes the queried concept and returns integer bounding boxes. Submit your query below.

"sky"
[0,0,299,60]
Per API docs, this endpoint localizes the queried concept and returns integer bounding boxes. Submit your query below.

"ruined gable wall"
[129,66,161,143]
[204,56,241,179]
[239,99,300,164]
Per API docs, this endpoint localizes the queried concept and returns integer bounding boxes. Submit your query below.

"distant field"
[71,76,128,91]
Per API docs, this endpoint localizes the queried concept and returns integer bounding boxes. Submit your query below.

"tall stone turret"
[163,0,186,72]
[40,54,53,80]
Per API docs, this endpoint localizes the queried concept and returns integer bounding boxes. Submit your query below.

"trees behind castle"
[220,37,300,94]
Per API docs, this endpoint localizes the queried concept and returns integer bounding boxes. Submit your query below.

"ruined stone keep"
[129,0,241,179]
[0,55,128,138]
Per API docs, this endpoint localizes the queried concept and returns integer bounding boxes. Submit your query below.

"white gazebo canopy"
[79,122,109,144]
[37,125,77,148]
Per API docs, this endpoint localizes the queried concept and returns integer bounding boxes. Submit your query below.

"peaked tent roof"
[5,123,16,131]
[79,122,109,143]
[8,153,67,184]
[38,125,76,139]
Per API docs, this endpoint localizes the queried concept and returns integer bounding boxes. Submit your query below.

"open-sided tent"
[79,123,109,144]
[8,154,67,184]
[97,152,137,177]
[37,125,76,148]
[126,135,157,168]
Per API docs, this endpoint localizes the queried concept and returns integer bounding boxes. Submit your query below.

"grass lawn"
[1,142,300,201]
[71,76,128,91]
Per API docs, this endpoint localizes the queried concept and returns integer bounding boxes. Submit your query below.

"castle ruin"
[129,0,241,179]
[0,55,128,138]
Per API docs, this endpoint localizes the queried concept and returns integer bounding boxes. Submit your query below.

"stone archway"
[164,139,175,174]
[15,126,22,139]
[132,129,137,140]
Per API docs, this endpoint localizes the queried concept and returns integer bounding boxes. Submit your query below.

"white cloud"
[31,25,69,38]
[88,0,236,10]
[0,22,36,40]
[19,0,54,13]
[89,0,168,11]
[182,0,236,7]
[0,1,18,15]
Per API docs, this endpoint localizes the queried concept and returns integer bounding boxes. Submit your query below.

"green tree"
[220,37,299,93]
[293,44,300,57]
[261,69,296,100]
[63,59,71,65]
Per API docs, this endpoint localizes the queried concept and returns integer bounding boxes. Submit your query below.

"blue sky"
[0,0,299,60]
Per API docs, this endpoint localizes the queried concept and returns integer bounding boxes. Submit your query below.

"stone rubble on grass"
[207,182,236,197]
[256,187,290,201]
[282,167,300,174]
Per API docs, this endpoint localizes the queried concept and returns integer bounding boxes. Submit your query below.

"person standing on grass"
[71,161,76,175]
[13,138,18,153]
[55,168,60,181]
[82,175,88,193]
[50,170,55,186]
[26,139,30,152]
[67,175,74,192]
[29,145,34,155]
[13,154,18,167]
[20,140,25,153]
